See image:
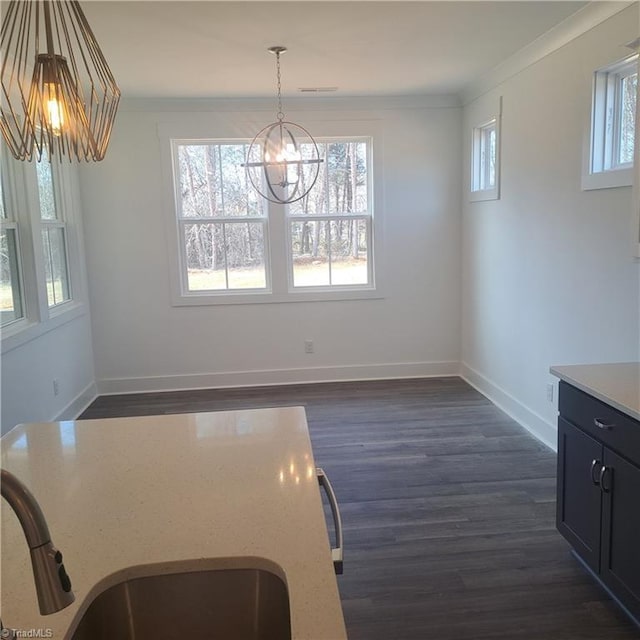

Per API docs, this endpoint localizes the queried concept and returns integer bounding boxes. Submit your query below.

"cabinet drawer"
[559,381,640,460]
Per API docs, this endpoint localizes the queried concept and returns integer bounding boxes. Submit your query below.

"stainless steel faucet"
[1,469,75,615]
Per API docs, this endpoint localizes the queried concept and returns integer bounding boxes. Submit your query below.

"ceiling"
[81,1,592,99]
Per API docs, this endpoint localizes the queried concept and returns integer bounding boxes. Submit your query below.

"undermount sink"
[70,568,292,640]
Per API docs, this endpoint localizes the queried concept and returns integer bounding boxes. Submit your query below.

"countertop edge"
[550,364,640,422]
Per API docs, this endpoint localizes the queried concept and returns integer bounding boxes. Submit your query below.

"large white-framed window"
[470,97,502,202]
[0,145,85,352]
[583,54,638,190]
[162,121,382,306]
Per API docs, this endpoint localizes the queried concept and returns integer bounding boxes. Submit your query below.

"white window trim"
[158,119,385,306]
[0,150,88,355]
[470,97,502,203]
[582,54,638,191]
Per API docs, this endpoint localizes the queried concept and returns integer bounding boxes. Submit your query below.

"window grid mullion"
[328,219,333,285]
[217,145,226,215]
[223,223,229,289]
[177,216,265,224]
[287,214,371,222]
[612,72,623,169]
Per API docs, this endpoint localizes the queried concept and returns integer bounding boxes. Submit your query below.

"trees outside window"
[171,137,374,301]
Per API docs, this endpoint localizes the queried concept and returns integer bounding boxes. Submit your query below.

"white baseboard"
[96,361,460,395]
[460,362,557,452]
[54,382,99,421]
[91,362,558,454]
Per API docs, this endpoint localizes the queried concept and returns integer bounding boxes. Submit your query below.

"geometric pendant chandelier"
[243,46,323,204]
[1,0,120,162]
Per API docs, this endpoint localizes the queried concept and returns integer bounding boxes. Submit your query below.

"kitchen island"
[0,407,347,639]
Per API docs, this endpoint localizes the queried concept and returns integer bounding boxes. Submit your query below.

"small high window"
[583,55,638,190]
[472,120,497,193]
[470,98,501,202]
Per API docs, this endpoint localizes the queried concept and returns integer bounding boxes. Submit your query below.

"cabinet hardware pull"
[317,467,344,575]
[593,418,614,430]
[590,459,601,485]
[599,465,612,493]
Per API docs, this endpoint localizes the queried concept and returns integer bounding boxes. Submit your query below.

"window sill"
[1,301,87,355]
[470,187,500,202]
[171,287,383,307]
[582,167,633,191]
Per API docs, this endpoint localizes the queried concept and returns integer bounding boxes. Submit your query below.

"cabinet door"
[600,449,640,620]
[557,417,603,572]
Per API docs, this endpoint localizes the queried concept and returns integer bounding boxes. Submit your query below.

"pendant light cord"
[275,50,284,122]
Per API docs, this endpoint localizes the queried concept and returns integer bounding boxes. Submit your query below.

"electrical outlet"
[546,383,554,403]
[304,339,314,354]
[53,379,60,396]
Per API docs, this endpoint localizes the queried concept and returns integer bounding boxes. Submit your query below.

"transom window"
[169,136,375,303]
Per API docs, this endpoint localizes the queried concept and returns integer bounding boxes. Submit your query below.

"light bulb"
[44,83,64,136]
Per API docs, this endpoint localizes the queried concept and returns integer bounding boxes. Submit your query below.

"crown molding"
[120,94,461,113]
[460,1,636,106]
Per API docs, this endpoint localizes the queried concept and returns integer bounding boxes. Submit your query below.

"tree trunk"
[204,146,218,217]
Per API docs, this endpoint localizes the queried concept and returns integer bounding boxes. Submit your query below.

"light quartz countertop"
[550,362,640,421]
[0,408,347,639]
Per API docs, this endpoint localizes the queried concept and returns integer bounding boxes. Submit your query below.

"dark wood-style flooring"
[81,377,640,639]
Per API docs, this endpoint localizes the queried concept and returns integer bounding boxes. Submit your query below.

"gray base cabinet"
[556,381,640,625]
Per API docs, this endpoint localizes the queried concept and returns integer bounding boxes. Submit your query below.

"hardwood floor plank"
[80,377,640,639]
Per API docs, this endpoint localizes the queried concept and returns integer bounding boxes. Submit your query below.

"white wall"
[461,5,640,450]
[1,314,96,433]
[79,97,463,392]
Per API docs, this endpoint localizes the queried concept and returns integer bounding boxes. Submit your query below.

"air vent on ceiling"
[298,87,338,93]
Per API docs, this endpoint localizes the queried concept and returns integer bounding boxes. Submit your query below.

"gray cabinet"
[556,381,640,626]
